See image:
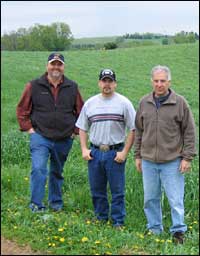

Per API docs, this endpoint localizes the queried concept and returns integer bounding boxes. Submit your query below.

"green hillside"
[1,42,199,255]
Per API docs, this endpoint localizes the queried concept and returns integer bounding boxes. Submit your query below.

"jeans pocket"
[90,147,94,158]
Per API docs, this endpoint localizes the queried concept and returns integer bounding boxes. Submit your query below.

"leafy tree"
[104,42,117,50]
[173,31,196,44]
[162,38,169,45]
[1,22,73,51]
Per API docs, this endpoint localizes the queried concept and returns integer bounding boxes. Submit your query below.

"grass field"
[71,36,163,49]
[72,36,118,45]
[1,42,199,255]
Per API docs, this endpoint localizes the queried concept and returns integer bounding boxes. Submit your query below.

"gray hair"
[151,65,171,81]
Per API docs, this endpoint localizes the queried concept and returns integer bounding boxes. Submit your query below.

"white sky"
[1,1,199,38]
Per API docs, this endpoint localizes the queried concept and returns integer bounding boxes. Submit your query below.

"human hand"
[135,159,142,172]
[114,151,127,163]
[82,148,93,161]
[28,128,35,134]
[71,133,76,139]
[179,159,191,173]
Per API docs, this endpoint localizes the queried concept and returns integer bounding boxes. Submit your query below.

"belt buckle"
[99,144,110,152]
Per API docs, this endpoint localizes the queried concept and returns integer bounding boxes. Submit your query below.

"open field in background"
[72,36,119,45]
[72,36,162,45]
[1,42,199,255]
[71,36,164,50]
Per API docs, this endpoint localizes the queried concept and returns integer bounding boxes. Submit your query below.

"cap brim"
[48,59,65,64]
[100,75,115,81]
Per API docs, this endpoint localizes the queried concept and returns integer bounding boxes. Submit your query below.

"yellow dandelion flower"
[52,243,56,247]
[81,237,89,242]
[160,239,165,243]
[193,221,198,224]
[155,238,160,242]
[48,243,52,246]
[58,228,64,232]
[24,177,29,181]
[60,237,65,242]
[95,240,101,244]
[189,226,193,229]
[53,236,59,240]
[166,239,172,243]
[13,226,17,229]
[139,234,144,239]
[86,220,91,224]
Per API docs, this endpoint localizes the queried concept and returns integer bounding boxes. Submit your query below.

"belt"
[90,143,124,152]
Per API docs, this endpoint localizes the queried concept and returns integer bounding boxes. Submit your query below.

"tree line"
[1,22,73,51]
[1,23,199,51]
[123,31,199,42]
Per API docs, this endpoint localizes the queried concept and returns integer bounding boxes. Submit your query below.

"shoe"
[49,203,63,212]
[172,232,185,244]
[50,206,62,212]
[30,203,46,213]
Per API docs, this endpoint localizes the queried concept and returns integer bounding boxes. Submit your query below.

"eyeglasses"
[153,79,167,83]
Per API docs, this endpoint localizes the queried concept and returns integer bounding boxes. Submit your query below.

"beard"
[103,87,112,94]
[49,70,63,80]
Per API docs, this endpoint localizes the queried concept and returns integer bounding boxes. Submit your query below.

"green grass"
[1,43,199,255]
[72,36,166,47]
[72,36,118,45]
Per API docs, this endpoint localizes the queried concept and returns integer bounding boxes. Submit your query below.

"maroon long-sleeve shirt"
[16,76,84,135]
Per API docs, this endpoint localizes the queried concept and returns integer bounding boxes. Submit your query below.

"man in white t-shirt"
[76,69,136,228]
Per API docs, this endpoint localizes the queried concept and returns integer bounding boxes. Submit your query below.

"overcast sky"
[1,1,199,38]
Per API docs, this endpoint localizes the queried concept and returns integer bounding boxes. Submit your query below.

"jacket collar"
[147,88,177,105]
[38,73,72,88]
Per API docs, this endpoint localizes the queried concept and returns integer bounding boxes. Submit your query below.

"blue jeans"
[88,146,126,226]
[29,132,73,209]
[142,158,187,234]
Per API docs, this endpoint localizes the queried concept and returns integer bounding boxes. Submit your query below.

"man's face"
[98,78,117,96]
[47,60,64,80]
[152,71,170,97]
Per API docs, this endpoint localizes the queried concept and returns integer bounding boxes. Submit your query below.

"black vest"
[30,74,78,140]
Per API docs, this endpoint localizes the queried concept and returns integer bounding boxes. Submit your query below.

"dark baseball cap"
[99,69,116,81]
[48,53,65,64]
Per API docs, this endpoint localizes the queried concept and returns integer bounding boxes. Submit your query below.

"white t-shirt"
[76,92,136,145]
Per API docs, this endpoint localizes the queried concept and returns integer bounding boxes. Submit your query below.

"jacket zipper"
[155,108,158,162]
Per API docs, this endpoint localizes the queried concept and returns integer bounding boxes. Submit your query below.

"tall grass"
[1,42,199,255]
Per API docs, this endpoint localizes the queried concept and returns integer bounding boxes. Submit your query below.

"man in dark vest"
[16,53,84,212]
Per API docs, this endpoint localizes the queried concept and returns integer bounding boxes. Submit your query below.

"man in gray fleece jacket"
[134,65,196,244]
